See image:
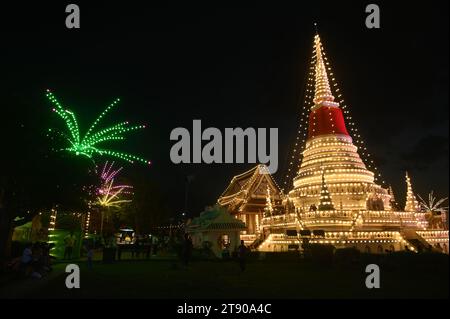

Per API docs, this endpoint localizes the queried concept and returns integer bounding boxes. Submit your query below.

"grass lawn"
[2,253,448,299]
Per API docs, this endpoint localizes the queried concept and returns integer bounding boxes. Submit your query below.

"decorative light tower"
[94,162,134,236]
[290,33,390,213]
[46,90,152,165]
[48,208,57,231]
[84,211,91,237]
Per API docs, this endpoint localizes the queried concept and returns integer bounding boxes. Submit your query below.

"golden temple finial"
[312,33,339,108]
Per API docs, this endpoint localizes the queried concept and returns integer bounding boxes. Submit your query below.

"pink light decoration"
[95,161,134,208]
[100,161,123,184]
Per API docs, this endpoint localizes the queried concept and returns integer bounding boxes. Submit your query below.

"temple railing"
[416,230,449,239]
[260,210,433,229]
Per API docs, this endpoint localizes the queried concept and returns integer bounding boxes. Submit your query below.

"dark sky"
[1,2,448,219]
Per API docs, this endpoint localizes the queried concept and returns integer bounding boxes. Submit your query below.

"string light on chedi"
[46,89,151,165]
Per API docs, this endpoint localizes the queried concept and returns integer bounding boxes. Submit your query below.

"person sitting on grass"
[20,243,33,276]
[40,242,53,272]
[30,243,44,279]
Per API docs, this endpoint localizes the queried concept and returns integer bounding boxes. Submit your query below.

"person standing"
[152,235,159,256]
[64,231,76,260]
[146,235,152,259]
[182,234,193,267]
[87,245,94,270]
[132,236,140,258]
[117,244,123,261]
[238,240,247,272]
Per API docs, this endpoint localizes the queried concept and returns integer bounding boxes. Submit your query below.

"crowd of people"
[114,234,167,260]
[125,233,249,271]
[6,230,249,280]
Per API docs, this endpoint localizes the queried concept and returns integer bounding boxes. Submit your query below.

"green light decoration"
[46,89,151,165]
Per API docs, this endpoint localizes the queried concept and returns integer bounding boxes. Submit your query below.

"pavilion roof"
[187,205,246,232]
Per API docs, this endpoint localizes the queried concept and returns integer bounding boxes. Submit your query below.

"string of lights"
[96,162,134,208]
[46,89,152,166]
[282,32,388,192]
[282,43,316,190]
[319,41,386,186]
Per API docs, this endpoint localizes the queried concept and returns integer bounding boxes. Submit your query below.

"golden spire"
[318,170,334,211]
[388,185,399,210]
[265,185,274,216]
[313,34,339,108]
[388,185,396,201]
[405,172,420,212]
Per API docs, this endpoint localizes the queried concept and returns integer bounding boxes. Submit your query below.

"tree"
[126,175,170,234]
[0,95,94,266]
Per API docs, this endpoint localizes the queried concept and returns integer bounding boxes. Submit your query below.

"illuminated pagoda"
[225,32,449,254]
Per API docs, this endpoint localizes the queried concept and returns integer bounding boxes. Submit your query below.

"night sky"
[1,2,448,220]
